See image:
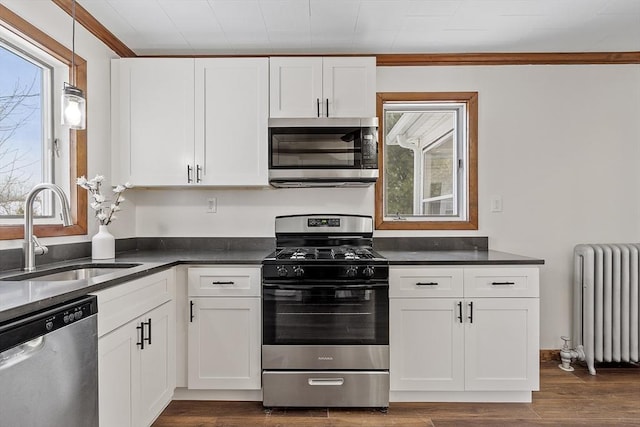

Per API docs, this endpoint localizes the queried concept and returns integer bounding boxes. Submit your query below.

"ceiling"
[77,0,640,56]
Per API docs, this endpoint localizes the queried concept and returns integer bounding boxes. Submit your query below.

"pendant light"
[61,0,86,129]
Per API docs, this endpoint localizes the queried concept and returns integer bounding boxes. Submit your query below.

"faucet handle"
[32,236,49,256]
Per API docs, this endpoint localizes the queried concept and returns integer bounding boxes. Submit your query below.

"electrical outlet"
[206,197,217,213]
[490,196,503,213]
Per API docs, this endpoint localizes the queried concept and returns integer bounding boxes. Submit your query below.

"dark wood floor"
[153,361,640,426]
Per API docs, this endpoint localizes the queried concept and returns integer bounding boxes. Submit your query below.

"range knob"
[363,266,375,278]
[346,266,358,277]
[293,265,305,277]
[277,266,288,277]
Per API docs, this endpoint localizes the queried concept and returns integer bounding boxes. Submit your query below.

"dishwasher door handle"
[0,337,45,371]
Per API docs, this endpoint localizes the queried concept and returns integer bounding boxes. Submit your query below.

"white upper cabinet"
[113,58,195,186]
[112,58,268,186]
[269,57,376,118]
[195,58,268,186]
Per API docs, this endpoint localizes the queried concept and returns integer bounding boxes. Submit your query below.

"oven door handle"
[263,283,388,290]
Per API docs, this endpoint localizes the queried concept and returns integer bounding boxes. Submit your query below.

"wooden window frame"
[0,5,87,240]
[375,92,478,230]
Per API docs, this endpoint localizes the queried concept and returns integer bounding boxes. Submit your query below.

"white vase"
[92,224,115,260]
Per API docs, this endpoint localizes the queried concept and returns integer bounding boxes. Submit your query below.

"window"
[0,37,54,218]
[0,6,87,239]
[375,92,478,230]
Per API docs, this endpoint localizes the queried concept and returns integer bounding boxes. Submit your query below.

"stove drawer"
[262,370,389,408]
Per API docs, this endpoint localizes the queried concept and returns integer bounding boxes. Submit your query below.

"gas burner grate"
[275,247,377,261]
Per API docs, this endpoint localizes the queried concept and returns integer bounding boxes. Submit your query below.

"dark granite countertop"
[0,249,272,323]
[0,245,543,323]
[378,249,545,265]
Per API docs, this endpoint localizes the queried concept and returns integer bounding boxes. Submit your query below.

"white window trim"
[382,101,469,222]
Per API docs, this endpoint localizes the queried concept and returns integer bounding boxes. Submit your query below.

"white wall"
[0,0,130,250]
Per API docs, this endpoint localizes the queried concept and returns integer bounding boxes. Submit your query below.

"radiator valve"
[559,336,584,372]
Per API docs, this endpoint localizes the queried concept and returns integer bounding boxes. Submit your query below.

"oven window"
[263,285,389,345]
[270,128,361,168]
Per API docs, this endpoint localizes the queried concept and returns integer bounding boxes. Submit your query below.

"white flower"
[77,173,129,226]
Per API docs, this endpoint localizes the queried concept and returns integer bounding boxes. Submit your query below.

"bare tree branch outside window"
[0,46,43,216]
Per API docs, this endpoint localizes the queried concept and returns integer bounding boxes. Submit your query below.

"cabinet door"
[195,58,268,186]
[188,297,261,390]
[136,302,176,427]
[322,57,376,118]
[98,320,138,427]
[269,57,323,118]
[464,298,539,391]
[389,298,464,391]
[115,58,195,186]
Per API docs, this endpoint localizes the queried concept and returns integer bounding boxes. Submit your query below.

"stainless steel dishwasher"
[0,295,98,427]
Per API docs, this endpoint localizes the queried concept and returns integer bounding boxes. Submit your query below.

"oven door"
[262,283,389,346]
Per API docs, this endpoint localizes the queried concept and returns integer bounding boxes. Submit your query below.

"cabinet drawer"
[92,269,175,337]
[389,267,463,298]
[463,267,539,298]
[188,266,260,297]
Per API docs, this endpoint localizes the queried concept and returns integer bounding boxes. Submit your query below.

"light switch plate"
[490,196,503,212]
[207,197,217,213]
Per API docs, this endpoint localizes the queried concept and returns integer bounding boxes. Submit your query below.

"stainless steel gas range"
[261,214,389,408]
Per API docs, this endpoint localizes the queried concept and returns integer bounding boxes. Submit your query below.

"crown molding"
[51,0,136,58]
[376,52,640,66]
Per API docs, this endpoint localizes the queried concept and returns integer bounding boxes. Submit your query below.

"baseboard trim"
[541,349,560,361]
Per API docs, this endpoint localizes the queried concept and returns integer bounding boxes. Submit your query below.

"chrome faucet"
[23,183,73,271]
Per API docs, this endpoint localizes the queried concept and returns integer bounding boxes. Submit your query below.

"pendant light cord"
[71,0,76,85]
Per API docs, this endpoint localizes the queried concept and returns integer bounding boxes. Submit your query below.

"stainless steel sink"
[0,263,141,282]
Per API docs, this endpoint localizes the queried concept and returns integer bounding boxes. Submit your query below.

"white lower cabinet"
[389,266,539,402]
[187,266,261,391]
[187,297,261,389]
[93,270,176,427]
[390,298,464,391]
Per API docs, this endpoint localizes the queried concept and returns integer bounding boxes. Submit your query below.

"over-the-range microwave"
[268,117,379,188]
